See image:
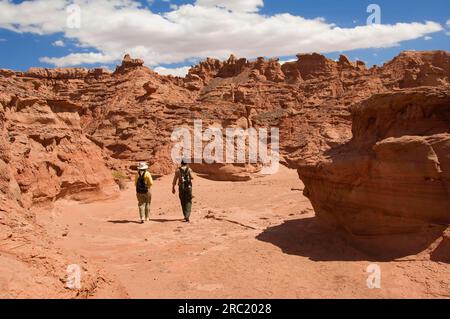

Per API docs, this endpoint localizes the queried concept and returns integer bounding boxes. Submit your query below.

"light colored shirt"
[135,170,153,188]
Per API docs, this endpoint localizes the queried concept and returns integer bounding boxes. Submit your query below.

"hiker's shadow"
[257,217,446,262]
[108,219,185,224]
[108,220,142,224]
[149,218,185,223]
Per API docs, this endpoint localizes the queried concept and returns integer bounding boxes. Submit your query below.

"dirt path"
[37,166,450,298]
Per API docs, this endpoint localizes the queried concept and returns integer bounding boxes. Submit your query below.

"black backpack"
[136,171,149,194]
[179,167,192,191]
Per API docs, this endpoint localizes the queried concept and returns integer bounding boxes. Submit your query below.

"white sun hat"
[137,162,148,170]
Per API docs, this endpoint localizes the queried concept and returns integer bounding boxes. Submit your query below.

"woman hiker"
[172,160,194,222]
[135,162,154,224]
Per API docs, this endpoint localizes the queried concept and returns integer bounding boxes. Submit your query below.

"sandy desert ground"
[33,166,450,299]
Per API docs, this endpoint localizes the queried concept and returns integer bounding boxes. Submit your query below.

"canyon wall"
[1,50,449,285]
[1,50,449,218]
[0,74,124,298]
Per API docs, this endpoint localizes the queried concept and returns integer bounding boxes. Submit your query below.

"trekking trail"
[37,166,450,298]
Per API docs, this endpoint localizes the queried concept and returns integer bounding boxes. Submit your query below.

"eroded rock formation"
[1,50,449,288]
[2,50,449,197]
[296,87,450,259]
[2,50,449,203]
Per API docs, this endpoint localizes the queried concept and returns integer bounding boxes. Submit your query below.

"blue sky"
[0,0,448,75]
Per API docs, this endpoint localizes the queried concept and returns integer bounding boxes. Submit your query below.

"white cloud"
[154,65,190,77]
[447,20,450,27]
[424,36,432,40]
[52,40,65,47]
[195,0,263,12]
[0,38,6,42]
[40,52,117,67]
[0,0,444,67]
[0,0,67,35]
[279,58,296,65]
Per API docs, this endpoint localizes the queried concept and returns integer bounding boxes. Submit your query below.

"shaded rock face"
[296,87,450,258]
[431,228,450,263]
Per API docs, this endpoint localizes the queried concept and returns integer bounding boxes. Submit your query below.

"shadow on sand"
[108,218,185,224]
[149,218,185,223]
[256,217,446,262]
[257,217,368,262]
[108,220,142,224]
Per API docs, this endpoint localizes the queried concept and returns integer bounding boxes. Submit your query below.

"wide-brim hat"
[137,162,148,170]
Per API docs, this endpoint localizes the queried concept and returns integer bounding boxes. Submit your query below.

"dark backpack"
[179,167,192,192]
[136,171,148,194]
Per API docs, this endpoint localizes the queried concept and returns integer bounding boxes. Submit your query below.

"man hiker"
[172,160,194,222]
[135,162,153,224]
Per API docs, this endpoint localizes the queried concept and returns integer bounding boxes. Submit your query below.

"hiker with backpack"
[172,160,194,222]
[135,162,153,224]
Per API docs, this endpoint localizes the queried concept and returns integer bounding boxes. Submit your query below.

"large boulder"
[296,87,450,258]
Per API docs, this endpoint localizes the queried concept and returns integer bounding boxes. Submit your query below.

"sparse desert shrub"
[112,170,128,190]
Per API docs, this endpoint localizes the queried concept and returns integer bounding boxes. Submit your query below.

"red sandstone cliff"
[1,51,449,295]
[1,50,449,206]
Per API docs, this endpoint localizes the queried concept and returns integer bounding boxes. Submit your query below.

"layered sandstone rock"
[3,51,449,188]
[1,95,118,208]
[381,50,450,88]
[296,87,450,258]
[2,51,450,189]
[0,81,122,298]
[113,54,144,74]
